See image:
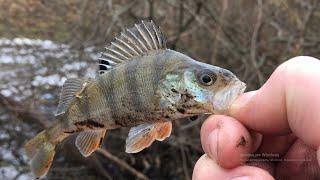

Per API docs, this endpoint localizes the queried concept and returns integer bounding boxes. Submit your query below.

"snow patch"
[32,74,66,86]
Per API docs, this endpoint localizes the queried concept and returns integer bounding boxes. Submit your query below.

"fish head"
[159,53,246,116]
[182,61,246,115]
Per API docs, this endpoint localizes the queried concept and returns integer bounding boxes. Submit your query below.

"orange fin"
[75,129,106,157]
[24,130,56,178]
[31,143,55,179]
[125,122,172,153]
[155,121,172,141]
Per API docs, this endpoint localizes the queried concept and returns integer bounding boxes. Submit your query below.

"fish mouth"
[212,80,246,114]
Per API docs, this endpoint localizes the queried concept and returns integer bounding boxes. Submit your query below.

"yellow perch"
[24,21,246,178]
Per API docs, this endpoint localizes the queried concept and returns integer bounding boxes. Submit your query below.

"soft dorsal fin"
[98,20,167,74]
[55,78,88,116]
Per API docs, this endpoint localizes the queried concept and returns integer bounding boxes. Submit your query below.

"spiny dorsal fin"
[55,78,88,116]
[98,20,166,75]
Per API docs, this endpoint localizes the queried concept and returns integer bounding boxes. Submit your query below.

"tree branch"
[97,148,149,180]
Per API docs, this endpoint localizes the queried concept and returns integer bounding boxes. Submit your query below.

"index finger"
[229,56,320,149]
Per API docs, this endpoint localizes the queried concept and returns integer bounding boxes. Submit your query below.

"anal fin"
[125,122,172,153]
[75,129,106,157]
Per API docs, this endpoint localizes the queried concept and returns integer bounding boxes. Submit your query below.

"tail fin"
[24,130,56,178]
[24,121,67,178]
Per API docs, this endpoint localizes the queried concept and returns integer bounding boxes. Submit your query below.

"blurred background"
[0,0,319,179]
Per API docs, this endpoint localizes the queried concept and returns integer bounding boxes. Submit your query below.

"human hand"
[192,56,320,180]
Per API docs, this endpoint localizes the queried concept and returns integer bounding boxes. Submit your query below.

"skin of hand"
[192,56,320,180]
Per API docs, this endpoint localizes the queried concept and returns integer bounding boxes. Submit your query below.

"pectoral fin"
[125,122,172,153]
[75,129,106,157]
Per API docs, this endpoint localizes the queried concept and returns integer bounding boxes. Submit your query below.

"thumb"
[229,56,320,150]
[229,89,289,134]
[229,72,290,135]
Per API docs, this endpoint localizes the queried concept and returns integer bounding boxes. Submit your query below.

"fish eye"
[197,70,217,86]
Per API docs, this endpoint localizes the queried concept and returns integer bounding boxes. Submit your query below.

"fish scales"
[108,63,127,122]
[89,83,105,117]
[61,84,97,128]
[24,21,246,178]
[125,59,145,112]
[63,55,157,128]
[101,68,116,123]
[88,81,113,125]
[128,54,164,112]
[97,53,164,126]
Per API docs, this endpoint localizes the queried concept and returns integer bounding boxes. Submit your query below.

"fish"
[24,21,246,178]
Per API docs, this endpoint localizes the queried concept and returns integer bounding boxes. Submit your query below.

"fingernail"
[207,129,219,161]
[230,176,252,180]
[230,91,256,115]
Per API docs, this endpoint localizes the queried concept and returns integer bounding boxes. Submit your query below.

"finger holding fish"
[192,154,274,180]
[200,115,253,169]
